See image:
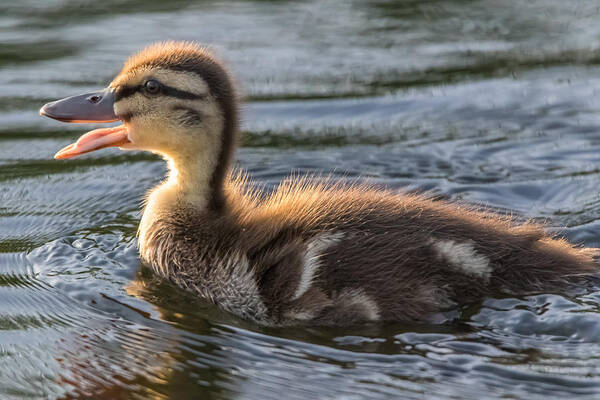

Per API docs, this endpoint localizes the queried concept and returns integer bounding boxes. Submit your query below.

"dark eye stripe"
[115,85,141,100]
[114,83,205,101]
[163,86,204,100]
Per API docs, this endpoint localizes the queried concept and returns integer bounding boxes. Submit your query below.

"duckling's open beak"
[39,88,130,159]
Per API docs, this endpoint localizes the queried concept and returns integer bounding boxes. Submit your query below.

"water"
[2,0,600,398]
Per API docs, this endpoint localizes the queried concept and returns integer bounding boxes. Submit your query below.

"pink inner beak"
[54,124,130,159]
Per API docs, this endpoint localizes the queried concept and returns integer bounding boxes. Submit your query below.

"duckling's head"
[40,41,238,210]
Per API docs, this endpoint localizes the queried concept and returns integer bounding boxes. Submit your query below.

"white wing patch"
[293,232,344,300]
[432,239,493,281]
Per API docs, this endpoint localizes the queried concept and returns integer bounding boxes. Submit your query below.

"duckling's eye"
[144,80,161,95]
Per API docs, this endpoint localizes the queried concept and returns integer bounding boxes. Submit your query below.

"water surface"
[2,1,600,398]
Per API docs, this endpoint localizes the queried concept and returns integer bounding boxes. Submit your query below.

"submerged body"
[140,176,597,326]
[41,42,598,326]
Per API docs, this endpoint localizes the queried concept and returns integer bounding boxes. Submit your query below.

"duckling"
[40,42,598,326]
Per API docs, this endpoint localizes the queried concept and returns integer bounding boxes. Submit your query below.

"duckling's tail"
[495,238,600,294]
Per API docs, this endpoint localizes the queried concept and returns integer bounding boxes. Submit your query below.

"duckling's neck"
[138,148,226,256]
[146,148,224,214]
[165,154,217,208]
